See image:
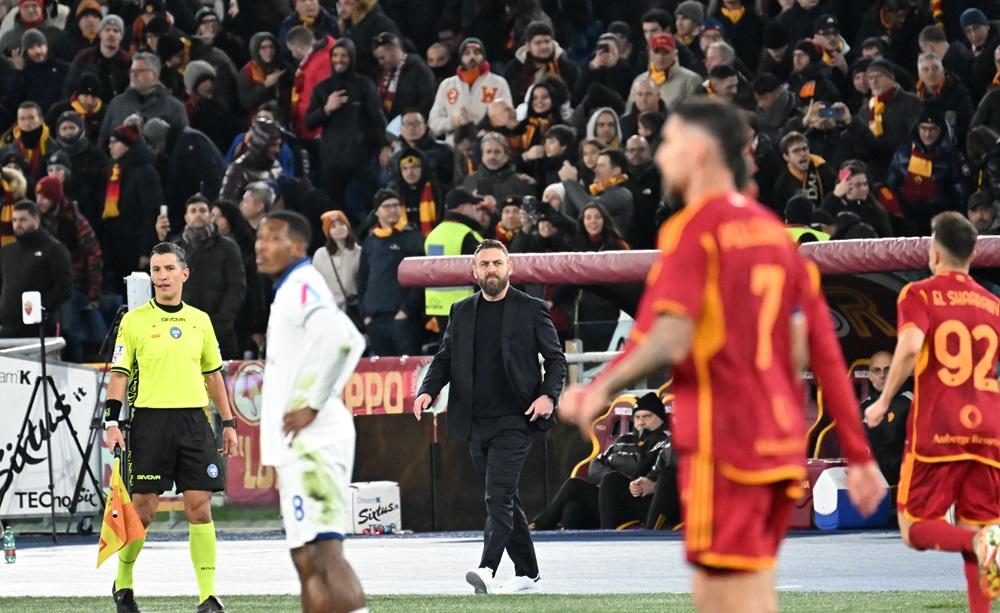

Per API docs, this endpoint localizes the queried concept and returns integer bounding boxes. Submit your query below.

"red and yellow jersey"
[609,191,869,482]
[897,272,1000,466]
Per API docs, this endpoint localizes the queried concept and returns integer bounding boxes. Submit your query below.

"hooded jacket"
[237,32,291,113]
[388,146,443,235]
[306,38,386,171]
[585,106,623,148]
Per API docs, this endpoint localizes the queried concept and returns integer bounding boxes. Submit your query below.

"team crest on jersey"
[207,464,219,478]
[112,344,124,363]
[170,326,182,339]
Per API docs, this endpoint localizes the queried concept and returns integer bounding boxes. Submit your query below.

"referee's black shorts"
[127,408,225,494]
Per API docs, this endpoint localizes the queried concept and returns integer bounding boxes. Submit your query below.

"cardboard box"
[350,481,401,535]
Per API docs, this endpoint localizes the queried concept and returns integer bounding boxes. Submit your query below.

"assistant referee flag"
[97,456,145,567]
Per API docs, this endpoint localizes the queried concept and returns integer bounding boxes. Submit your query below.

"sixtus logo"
[0,384,73,506]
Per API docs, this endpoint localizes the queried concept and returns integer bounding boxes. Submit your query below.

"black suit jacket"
[417,287,567,441]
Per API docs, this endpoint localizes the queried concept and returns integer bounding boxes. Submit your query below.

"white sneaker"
[465,567,494,594]
[495,575,540,594]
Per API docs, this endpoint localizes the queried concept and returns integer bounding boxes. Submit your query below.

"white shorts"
[277,440,355,550]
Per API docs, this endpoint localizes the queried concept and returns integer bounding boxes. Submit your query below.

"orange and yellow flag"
[96,456,145,568]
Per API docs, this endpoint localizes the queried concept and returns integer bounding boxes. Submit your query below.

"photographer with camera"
[573,33,632,104]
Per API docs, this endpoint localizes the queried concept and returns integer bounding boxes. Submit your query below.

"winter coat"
[820,192,894,238]
[387,146,443,232]
[462,162,535,202]
[562,179,633,236]
[503,41,580,104]
[218,149,283,202]
[278,7,339,56]
[163,127,226,219]
[629,64,702,111]
[0,229,72,337]
[573,61,633,105]
[375,53,436,121]
[98,83,188,150]
[787,63,841,109]
[339,2,400,79]
[390,131,455,191]
[854,2,933,71]
[917,74,974,147]
[174,230,247,359]
[587,427,670,485]
[98,144,161,281]
[852,86,923,178]
[886,134,966,235]
[237,32,292,115]
[306,39,386,172]
[50,28,95,63]
[971,88,1000,135]
[712,1,765,73]
[39,197,102,301]
[54,134,104,225]
[358,224,424,318]
[290,35,335,140]
[770,157,837,213]
[63,47,131,103]
[225,131,296,179]
[428,69,512,138]
[313,243,362,310]
[6,57,68,112]
[776,3,828,44]
[971,25,1000,103]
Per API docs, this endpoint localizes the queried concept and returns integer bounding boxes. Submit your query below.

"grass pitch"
[0,591,987,612]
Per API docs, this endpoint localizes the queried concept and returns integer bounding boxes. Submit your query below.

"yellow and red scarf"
[0,177,16,247]
[992,71,1000,88]
[521,116,550,150]
[868,87,896,137]
[377,54,406,113]
[821,40,844,66]
[907,145,934,178]
[12,124,50,177]
[589,172,628,195]
[931,0,944,29]
[244,61,267,85]
[916,78,945,99]
[494,222,517,245]
[721,5,746,24]
[103,163,121,219]
[399,181,438,236]
[372,218,408,238]
[649,61,669,86]
[70,95,103,118]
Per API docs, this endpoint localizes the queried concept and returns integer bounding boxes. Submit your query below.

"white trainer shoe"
[495,575,540,594]
[465,567,494,594]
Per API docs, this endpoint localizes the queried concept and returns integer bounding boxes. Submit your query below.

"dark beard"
[478,274,506,296]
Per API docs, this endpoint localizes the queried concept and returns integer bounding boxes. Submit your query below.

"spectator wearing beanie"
[758,22,793,82]
[820,160,893,237]
[306,37,386,222]
[787,39,840,110]
[358,188,424,356]
[0,0,64,54]
[428,37,513,139]
[6,28,68,113]
[386,146,443,237]
[219,116,284,203]
[183,59,243,155]
[313,209,362,312]
[886,102,965,236]
[850,58,922,179]
[50,0,103,62]
[674,1,706,54]
[629,32,701,112]
[156,31,241,113]
[278,0,340,56]
[711,0,765,73]
[49,111,103,223]
[961,7,1000,103]
[46,73,105,141]
[503,20,580,105]
[854,0,933,74]
[98,52,188,150]
[195,6,248,69]
[100,121,162,290]
[811,14,858,95]
[967,190,1000,235]
[237,33,291,118]
[35,175,104,360]
[337,0,401,79]
[63,14,130,103]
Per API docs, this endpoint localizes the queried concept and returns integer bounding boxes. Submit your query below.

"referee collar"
[272,257,312,296]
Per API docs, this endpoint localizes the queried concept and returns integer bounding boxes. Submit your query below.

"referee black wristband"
[222,418,237,430]
[104,399,123,422]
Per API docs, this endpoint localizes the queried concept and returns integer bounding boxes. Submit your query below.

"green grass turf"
[0,592,991,612]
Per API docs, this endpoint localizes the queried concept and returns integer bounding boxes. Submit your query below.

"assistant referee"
[104,242,238,613]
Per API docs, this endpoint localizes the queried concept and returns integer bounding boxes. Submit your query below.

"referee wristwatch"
[222,419,237,431]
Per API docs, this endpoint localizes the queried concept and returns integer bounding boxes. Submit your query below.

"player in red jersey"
[865,212,1000,613]
[560,99,885,613]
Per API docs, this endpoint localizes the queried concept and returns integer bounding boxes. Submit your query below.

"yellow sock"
[188,522,217,601]
[116,537,145,590]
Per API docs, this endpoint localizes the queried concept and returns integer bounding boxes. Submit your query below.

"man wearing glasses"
[98,52,188,149]
[860,350,911,486]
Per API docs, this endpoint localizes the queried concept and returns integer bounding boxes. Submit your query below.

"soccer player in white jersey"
[255,210,369,613]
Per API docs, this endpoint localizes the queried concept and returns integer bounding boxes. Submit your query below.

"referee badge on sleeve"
[112,344,124,363]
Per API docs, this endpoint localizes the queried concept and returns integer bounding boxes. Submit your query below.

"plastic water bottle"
[3,527,15,564]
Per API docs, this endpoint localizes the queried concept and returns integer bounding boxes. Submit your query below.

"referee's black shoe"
[196,595,226,612]
[112,582,140,613]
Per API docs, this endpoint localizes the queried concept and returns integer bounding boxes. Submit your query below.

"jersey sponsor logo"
[134,473,162,480]
[170,326,182,339]
[112,344,124,363]
[207,464,219,479]
[161,317,186,322]
[960,405,984,430]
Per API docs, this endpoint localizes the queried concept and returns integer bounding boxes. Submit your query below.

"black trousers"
[644,464,681,530]
[468,423,539,578]
[532,472,653,530]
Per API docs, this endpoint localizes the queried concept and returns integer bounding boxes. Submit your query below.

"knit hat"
[75,73,101,96]
[814,14,839,35]
[702,17,724,33]
[99,13,124,33]
[860,36,888,56]
[248,117,282,150]
[183,59,216,95]
[145,15,170,37]
[320,209,351,238]
[21,28,46,50]
[968,191,996,211]
[76,0,102,19]
[142,117,171,148]
[607,21,630,42]
[195,6,219,24]
[866,58,896,79]
[46,150,71,175]
[960,8,989,29]
[373,188,400,208]
[56,110,84,132]
[458,37,485,58]
[649,32,676,53]
[793,39,822,65]
[499,196,522,211]
[676,1,705,25]
[445,187,483,210]
[634,392,667,424]
[111,123,141,147]
[848,57,872,77]
[524,20,553,42]
[763,22,790,49]
[157,33,184,63]
[916,101,946,133]
[785,194,815,225]
[35,176,63,203]
[752,73,782,95]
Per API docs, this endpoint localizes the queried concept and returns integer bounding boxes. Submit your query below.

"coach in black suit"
[414,238,567,595]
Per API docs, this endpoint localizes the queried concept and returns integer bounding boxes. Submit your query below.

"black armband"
[104,399,123,422]
[222,418,237,430]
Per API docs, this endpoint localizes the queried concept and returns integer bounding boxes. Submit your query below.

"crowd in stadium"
[0,0,998,362]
